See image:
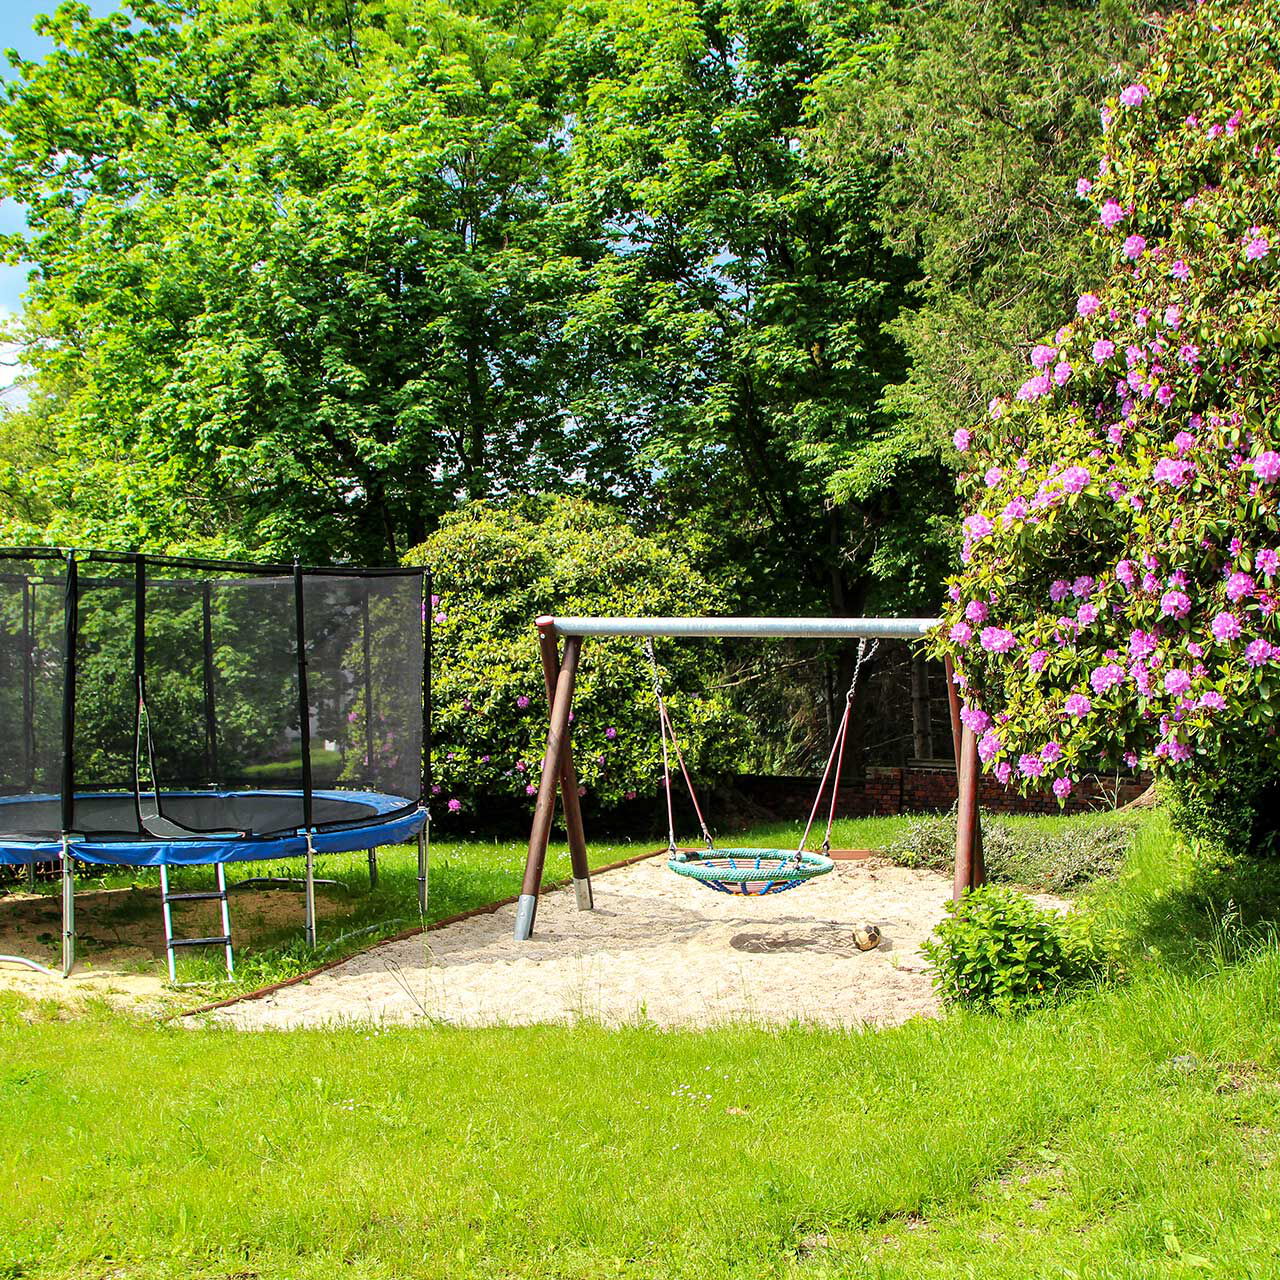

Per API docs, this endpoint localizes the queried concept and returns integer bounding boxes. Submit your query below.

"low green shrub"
[885,810,1137,892]
[923,884,1108,1012]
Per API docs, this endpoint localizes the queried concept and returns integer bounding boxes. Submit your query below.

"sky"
[0,0,121,397]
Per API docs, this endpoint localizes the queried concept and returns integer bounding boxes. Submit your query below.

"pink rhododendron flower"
[994,761,1013,785]
[1030,344,1057,370]
[953,428,972,451]
[989,397,1005,419]
[1199,691,1227,711]
[1156,384,1175,406]
[949,621,973,645]
[1226,572,1255,602]
[1100,199,1126,229]
[1210,612,1241,642]
[1164,669,1192,695]
[978,730,1003,763]
[1170,259,1191,280]
[964,514,994,538]
[1053,360,1073,386]
[1050,579,1071,603]
[1076,177,1093,198]
[1116,559,1137,587]
[1245,235,1271,261]
[965,599,988,623]
[980,626,1017,654]
[1052,776,1073,799]
[1072,576,1095,599]
[1160,590,1191,618]
[1064,693,1092,717]
[1173,431,1196,454]
[1163,305,1183,330]
[1119,83,1149,107]
[1018,753,1045,778]
[1077,292,1102,317]
[984,466,1003,488]
[1041,741,1063,763]
[1153,457,1193,486]
[1077,603,1098,626]
[1028,649,1049,673]
[1258,549,1280,577]
[1090,663,1125,694]
[1123,234,1147,259]
[1252,451,1280,482]
[1017,375,1052,400]
[1061,466,1091,493]
[1092,338,1115,363]
[1246,639,1273,668]
[1177,341,1199,364]
[961,706,992,734]
[447,798,462,813]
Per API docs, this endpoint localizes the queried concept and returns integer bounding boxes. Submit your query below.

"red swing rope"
[645,640,715,853]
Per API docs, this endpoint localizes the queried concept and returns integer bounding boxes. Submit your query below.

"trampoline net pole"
[61,836,74,978]
[417,823,428,917]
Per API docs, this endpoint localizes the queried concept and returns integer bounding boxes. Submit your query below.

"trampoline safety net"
[0,550,428,844]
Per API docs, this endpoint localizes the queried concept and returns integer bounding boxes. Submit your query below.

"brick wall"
[728,765,1149,822]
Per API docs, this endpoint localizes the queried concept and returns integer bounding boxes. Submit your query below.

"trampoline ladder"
[160,863,235,984]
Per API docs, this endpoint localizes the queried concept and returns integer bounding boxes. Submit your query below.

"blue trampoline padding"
[0,790,426,867]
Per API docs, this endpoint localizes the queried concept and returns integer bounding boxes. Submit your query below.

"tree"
[553,0,943,618]
[936,0,1280,845]
[820,0,1165,456]
[0,0,620,563]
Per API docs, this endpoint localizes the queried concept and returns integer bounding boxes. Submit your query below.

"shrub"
[924,885,1106,1012]
[404,496,739,818]
[934,0,1280,845]
[886,811,1138,892]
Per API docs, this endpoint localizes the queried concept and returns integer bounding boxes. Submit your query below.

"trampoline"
[0,550,430,978]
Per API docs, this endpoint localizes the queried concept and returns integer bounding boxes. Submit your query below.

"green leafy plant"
[404,495,740,818]
[924,884,1108,1012]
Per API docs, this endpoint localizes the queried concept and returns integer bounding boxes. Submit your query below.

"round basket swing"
[644,637,877,896]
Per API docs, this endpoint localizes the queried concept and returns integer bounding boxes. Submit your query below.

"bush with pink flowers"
[405,497,739,818]
[936,0,1280,847]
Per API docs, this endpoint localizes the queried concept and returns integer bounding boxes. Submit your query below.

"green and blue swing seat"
[645,638,875,897]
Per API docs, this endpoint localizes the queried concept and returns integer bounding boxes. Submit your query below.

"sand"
[201,855,1000,1033]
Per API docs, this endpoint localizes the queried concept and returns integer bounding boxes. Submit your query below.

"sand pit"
[201,855,1008,1032]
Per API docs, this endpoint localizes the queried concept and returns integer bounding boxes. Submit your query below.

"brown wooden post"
[515,632,583,940]
[537,618,593,913]
[943,654,985,897]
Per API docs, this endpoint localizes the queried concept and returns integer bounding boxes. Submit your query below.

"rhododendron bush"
[936,0,1280,834]
[405,497,738,819]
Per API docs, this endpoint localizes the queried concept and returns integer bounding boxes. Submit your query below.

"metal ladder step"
[160,863,234,984]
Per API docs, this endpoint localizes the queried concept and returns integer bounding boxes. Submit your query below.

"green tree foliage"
[557,0,941,615]
[0,0,620,562]
[936,0,1280,842]
[406,495,738,815]
[821,0,1164,454]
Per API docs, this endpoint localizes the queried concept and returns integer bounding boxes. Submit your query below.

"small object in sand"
[853,923,881,951]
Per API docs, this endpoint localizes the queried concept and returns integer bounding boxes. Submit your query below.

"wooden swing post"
[944,654,985,898]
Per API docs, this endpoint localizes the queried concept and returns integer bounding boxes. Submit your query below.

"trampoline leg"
[26,859,36,891]
[368,846,378,891]
[416,823,429,917]
[304,831,317,949]
[60,838,75,979]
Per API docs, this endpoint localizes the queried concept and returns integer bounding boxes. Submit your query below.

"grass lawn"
[3,811,1280,1278]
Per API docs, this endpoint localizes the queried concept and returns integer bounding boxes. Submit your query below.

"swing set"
[516,615,985,942]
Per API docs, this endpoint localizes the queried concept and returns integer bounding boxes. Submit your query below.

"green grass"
[4,810,1280,1278]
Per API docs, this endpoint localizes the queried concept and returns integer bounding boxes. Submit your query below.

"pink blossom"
[1129,630,1157,659]
[1092,339,1115,363]
[1018,753,1045,778]
[1164,669,1192,696]
[1041,741,1063,764]
[447,798,462,813]
[964,514,994,539]
[1246,639,1273,668]
[1072,575,1095,599]
[994,761,1013,785]
[1210,612,1241,642]
[1061,466,1091,494]
[1100,200,1126,229]
[961,706,992,734]
[1173,431,1196,454]
[1077,292,1102,317]
[1258,549,1280,577]
[1050,579,1071,604]
[1252,452,1280,483]
[516,695,530,709]
[1160,590,1191,618]
[1170,260,1191,281]
[1153,457,1193,487]
[435,611,447,624]
[1028,649,1049,673]
[1030,344,1057,370]
[1199,691,1227,711]
[1245,236,1271,262]
[965,600,988,624]
[1053,360,1073,387]
[1116,559,1137,588]
[605,727,618,740]
[980,626,1016,654]
[1163,305,1183,330]
[953,428,972,452]
[983,466,1003,488]
[1052,776,1073,800]
[1118,83,1149,107]
[1156,384,1175,407]
[525,783,537,796]
[1122,235,1146,260]
[1018,374,1052,400]
[1064,693,1092,718]
[1076,178,1093,198]
[1090,663,1125,694]
[1076,603,1098,627]
[978,730,1003,764]
[949,621,973,645]
[1226,572,1255,603]
[989,397,1005,419]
